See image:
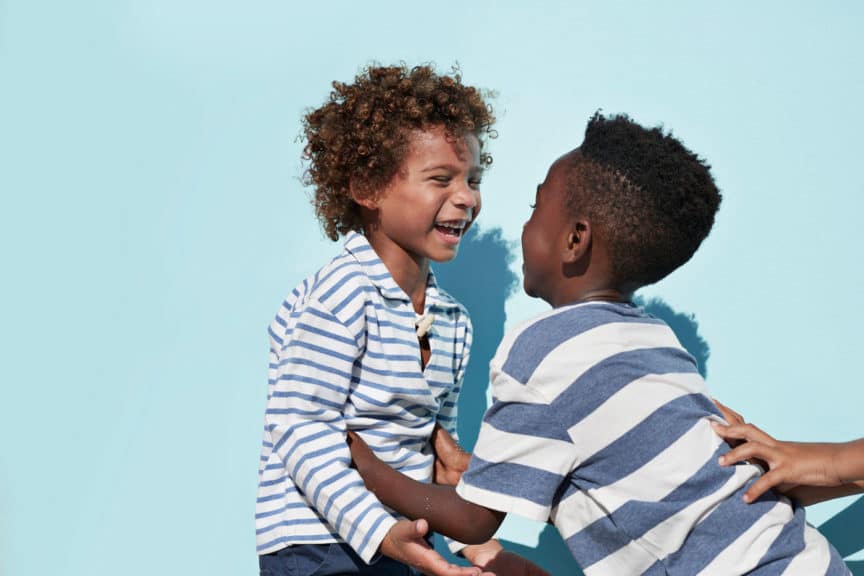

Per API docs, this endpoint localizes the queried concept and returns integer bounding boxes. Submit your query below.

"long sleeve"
[265,298,396,563]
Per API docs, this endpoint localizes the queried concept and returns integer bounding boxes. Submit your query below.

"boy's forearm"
[354,445,503,544]
[834,439,864,483]
[786,481,864,506]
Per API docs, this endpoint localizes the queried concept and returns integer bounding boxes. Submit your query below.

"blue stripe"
[356,363,428,384]
[555,347,700,429]
[319,270,366,303]
[295,322,357,347]
[264,406,330,419]
[331,284,370,315]
[334,491,368,534]
[278,358,352,382]
[269,326,284,347]
[271,420,334,453]
[345,500,379,546]
[502,302,663,383]
[257,492,287,504]
[322,479,364,518]
[310,467,353,508]
[269,391,344,411]
[463,455,564,507]
[316,260,360,292]
[290,441,346,479]
[255,502,308,519]
[750,503,805,574]
[256,517,324,535]
[357,511,391,559]
[564,444,733,565]
[290,339,356,365]
[565,514,634,569]
[574,394,718,490]
[279,428,336,461]
[662,482,779,574]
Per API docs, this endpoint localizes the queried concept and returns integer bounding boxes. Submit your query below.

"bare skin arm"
[348,431,504,544]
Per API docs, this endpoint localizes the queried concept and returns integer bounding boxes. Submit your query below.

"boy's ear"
[563,220,591,263]
[350,180,378,210]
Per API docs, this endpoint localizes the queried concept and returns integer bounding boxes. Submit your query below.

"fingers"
[712,398,744,425]
[718,439,775,467]
[712,421,775,446]
[743,469,784,503]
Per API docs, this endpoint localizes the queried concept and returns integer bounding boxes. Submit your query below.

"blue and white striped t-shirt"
[457,301,849,575]
[256,232,471,563]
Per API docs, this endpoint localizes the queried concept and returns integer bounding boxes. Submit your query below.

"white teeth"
[437,221,466,230]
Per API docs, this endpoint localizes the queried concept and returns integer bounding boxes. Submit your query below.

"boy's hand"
[380,519,491,576]
[711,421,839,502]
[463,539,550,576]
[432,424,471,485]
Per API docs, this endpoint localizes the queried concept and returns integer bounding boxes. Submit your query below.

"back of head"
[302,64,496,240]
[573,113,721,289]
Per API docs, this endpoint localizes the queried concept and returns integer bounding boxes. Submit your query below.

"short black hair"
[568,112,721,289]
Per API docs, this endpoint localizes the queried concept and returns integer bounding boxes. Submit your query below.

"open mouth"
[434,220,467,238]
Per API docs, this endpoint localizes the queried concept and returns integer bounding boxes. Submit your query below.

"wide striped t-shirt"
[457,301,849,575]
[256,232,471,563]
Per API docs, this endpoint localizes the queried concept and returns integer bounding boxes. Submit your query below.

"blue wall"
[2,1,862,574]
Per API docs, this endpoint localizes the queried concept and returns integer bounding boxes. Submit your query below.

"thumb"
[413,518,429,538]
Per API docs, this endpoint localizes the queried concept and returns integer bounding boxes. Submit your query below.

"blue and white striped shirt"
[256,232,471,563]
[457,301,849,575]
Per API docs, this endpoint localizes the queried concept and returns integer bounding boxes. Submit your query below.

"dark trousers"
[259,543,421,576]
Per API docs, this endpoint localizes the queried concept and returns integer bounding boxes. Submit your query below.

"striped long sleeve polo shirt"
[256,232,472,563]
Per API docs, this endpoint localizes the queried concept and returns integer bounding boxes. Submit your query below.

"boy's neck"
[365,236,430,314]
[552,286,632,308]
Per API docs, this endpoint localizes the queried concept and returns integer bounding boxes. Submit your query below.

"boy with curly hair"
[255,64,538,576]
[349,113,851,575]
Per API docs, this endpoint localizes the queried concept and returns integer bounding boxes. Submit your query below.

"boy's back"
[458,301,848,575]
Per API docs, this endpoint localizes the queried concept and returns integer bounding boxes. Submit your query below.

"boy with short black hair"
[350,113,851,575]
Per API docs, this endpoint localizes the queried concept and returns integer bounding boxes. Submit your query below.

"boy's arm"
[349,430,505,544]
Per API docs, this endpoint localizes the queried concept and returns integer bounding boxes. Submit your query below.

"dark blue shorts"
[259,543,421,576]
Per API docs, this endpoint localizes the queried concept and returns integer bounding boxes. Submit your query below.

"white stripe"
[698,501,795,575]
[566,371,706,461]
[575,467,758,574]
[528,321,683,401]
[583,419,729,517]
[582,540,659,576]
[780,522,834,575]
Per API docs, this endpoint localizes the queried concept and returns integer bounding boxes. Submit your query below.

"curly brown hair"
[302,64,496,240]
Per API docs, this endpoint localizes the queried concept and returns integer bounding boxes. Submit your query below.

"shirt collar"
[343,231,458,311]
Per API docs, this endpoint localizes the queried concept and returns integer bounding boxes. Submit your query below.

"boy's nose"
[452,183,480,210]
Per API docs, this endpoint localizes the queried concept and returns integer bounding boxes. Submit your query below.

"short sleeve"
[456,369,578,522]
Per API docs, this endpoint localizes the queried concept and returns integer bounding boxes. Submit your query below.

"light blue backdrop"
[2,1,862,574]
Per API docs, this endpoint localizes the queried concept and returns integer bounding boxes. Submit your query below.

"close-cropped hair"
[302,64,496,240]
[568,112,722,288]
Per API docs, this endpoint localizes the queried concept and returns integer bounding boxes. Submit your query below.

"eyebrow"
[421,164,485,176]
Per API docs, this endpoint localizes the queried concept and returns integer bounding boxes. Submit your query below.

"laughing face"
[521,150,578,305]
[369,126,482,265]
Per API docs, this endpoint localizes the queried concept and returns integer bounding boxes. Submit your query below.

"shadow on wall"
[634,295,710,378]
[432,226,519,452]
[434,231,861,573]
